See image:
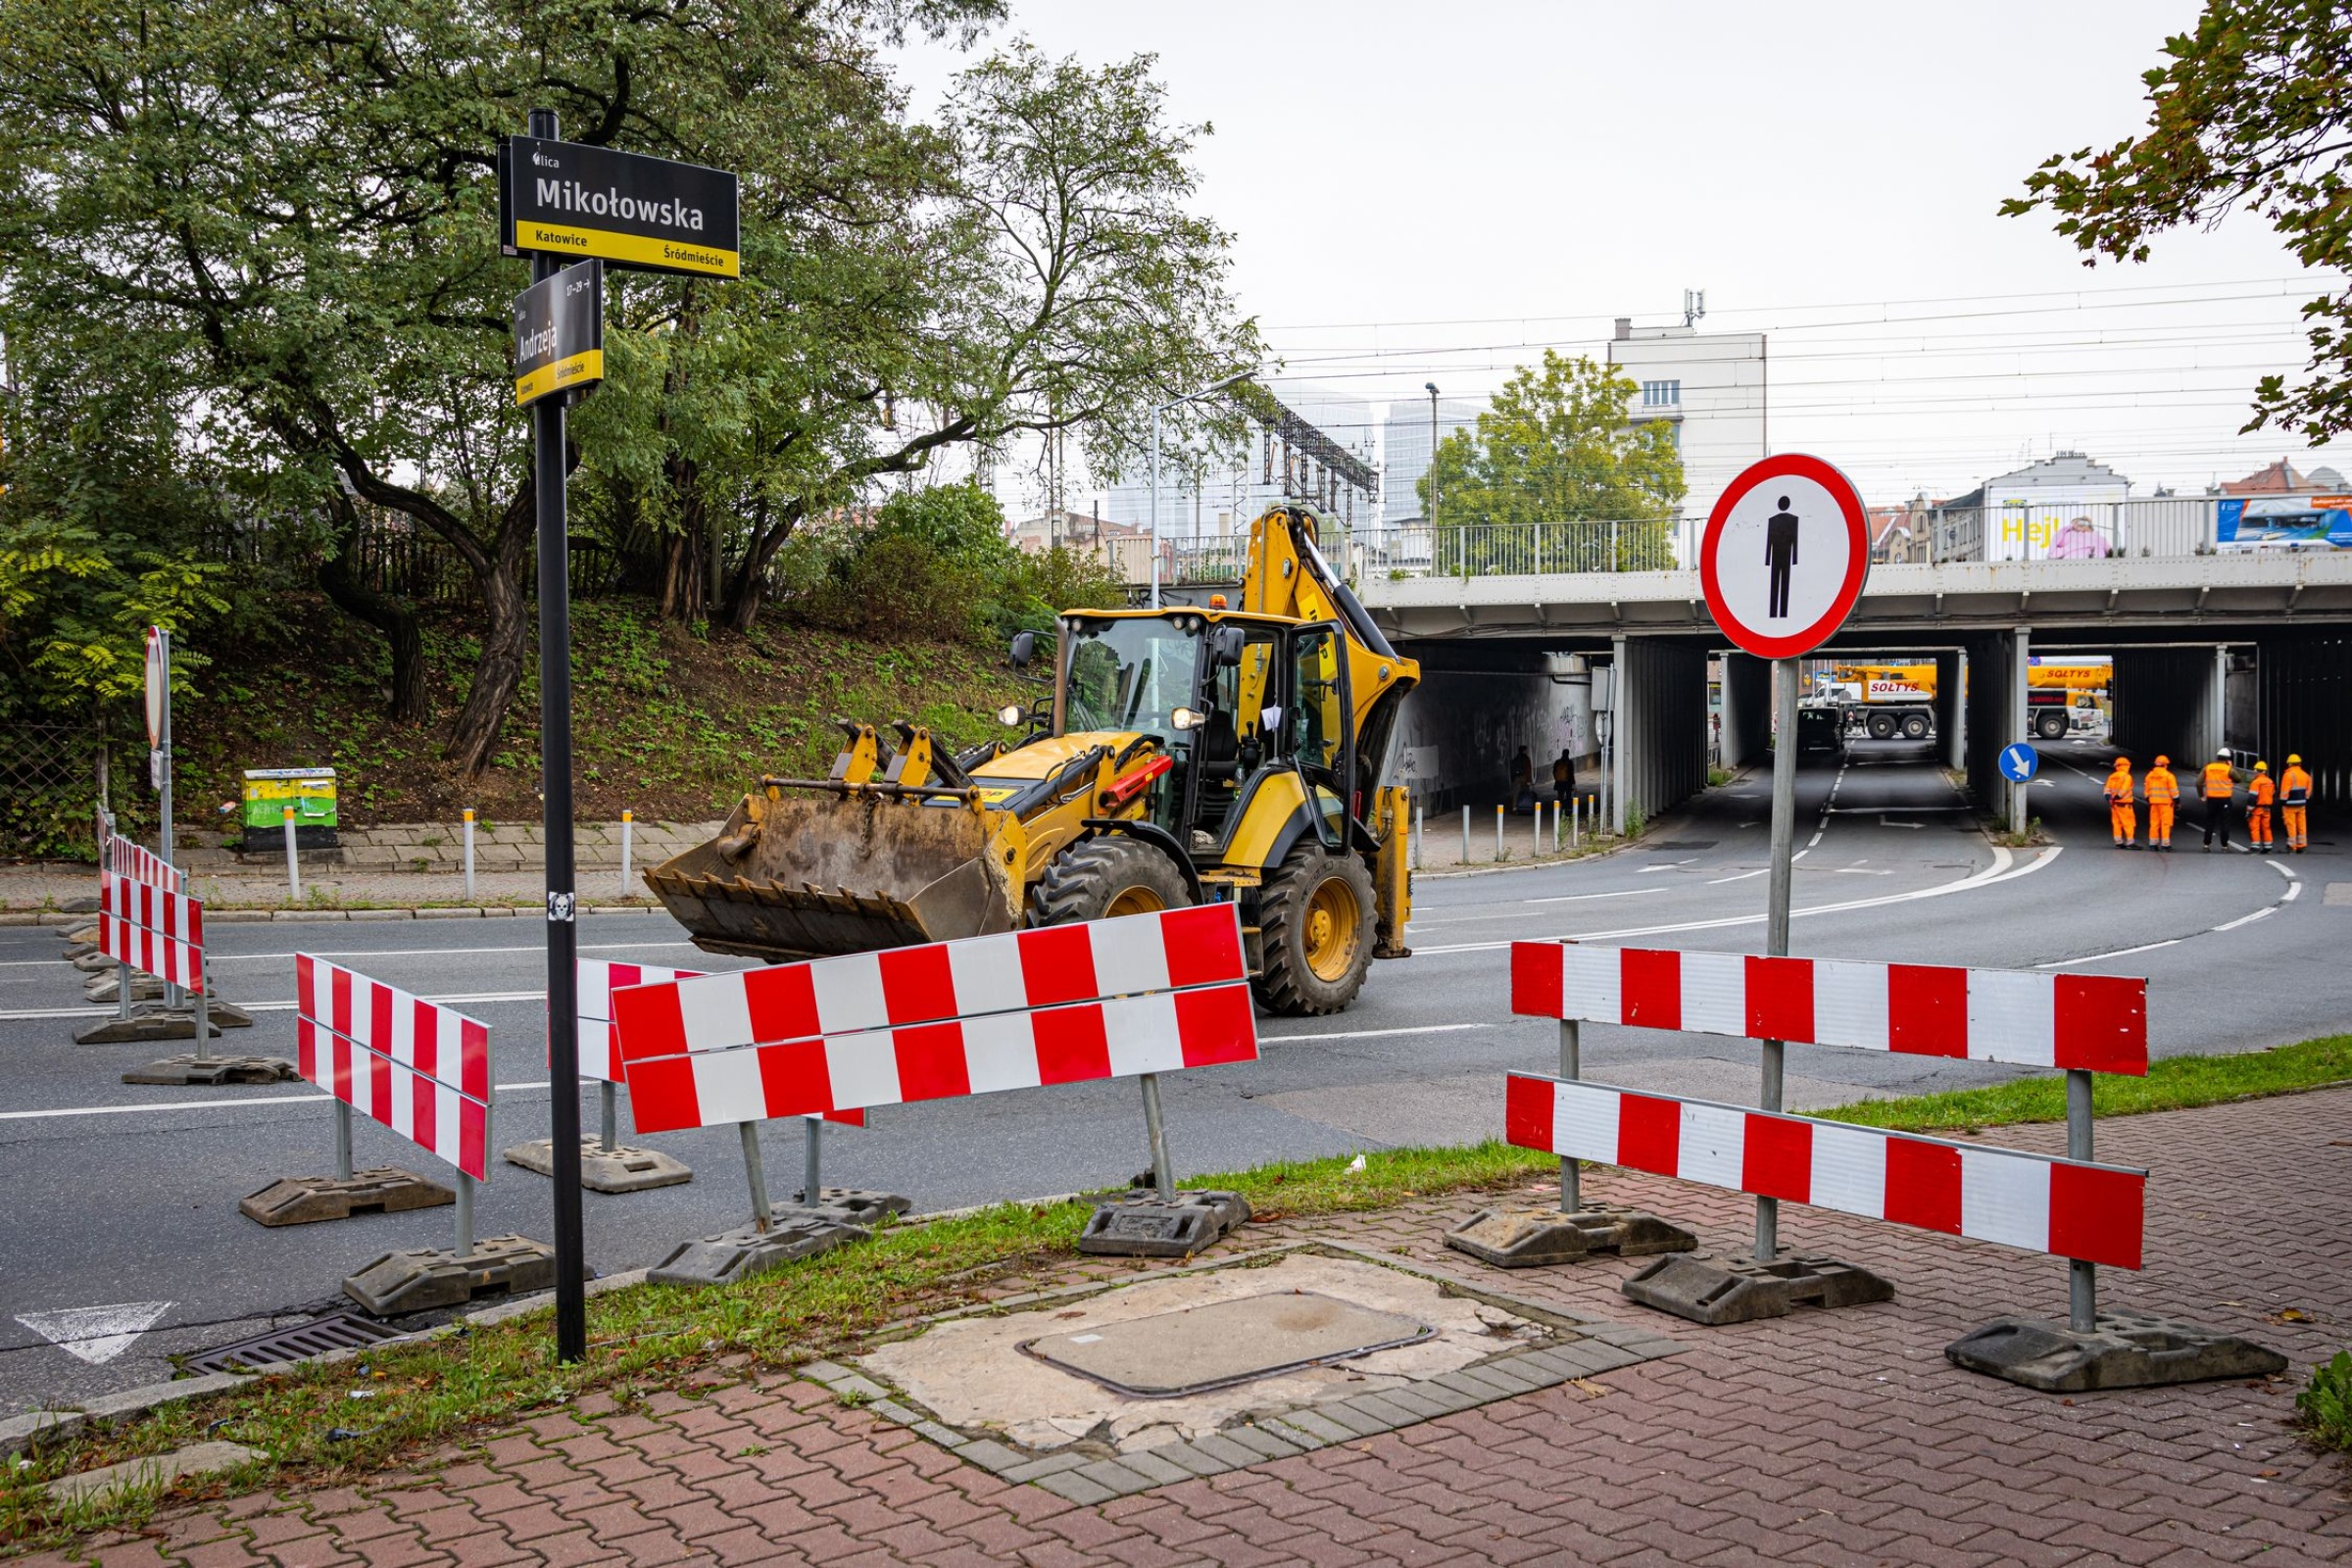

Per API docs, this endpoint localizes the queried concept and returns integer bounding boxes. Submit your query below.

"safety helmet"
[2155,755,2170,766]
[2218,748,2231,759]
[2256,761,2269,772]
[2289,753,2303,764]
[2113,758,2128,767]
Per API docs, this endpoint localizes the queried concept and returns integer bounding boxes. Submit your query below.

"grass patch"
[1819,1034,2352,1134]
[0,1141,1550,1548]
[2299,1350,2352,1452]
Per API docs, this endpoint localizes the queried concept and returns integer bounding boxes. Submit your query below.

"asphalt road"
[1,735,2339,1412]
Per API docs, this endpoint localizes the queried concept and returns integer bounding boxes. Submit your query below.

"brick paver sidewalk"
[24,1089,2352,1567]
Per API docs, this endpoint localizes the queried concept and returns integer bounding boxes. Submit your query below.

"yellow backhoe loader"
[645,504,1420,1014]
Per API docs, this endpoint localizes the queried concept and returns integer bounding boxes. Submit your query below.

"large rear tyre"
[1252,843,1376,1016]
[2035,710,2069,741]
[1899,712,1932,740]
[1029,834,1192,926]
[1866,711,1897,740]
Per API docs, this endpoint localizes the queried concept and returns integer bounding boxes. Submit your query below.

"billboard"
[2217,495,2352,551]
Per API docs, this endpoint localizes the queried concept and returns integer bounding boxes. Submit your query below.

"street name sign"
[513,259,605,409]
[500,136,740,279]
[2000,743,2040,783]
[1700,454,1870,660]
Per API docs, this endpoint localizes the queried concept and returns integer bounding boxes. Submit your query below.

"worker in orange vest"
[2246,761,2276,850]
[2281,754,2313,852]
[2143,755,2179,851]
[2103,757,2138,849]
[2201,749,2237,851]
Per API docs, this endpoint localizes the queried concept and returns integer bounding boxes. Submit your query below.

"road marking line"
[2212,906,2277,932]
[2035,938,2182,969]
[2283,881,2302,902]
[15,1302,173,1365]
[0,989,548,1023]
[1517,889,1669,906]
[1706,869,1768,885]
[203,940,701,964]
[1265,1023,1491,1043]
[0,1079,561,1123]
[2267,858,2298,880]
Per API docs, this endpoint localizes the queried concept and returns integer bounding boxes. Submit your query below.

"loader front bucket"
[644,791,1019,962]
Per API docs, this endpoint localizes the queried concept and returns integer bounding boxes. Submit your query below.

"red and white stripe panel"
[1511,943,2147,1075]
[612,905,1256,1134]
[104,836,181,892]
[580,960,866,1127]
[1506,1073,2146,1269]
[98,872,204,993]
[296,955,492,1180]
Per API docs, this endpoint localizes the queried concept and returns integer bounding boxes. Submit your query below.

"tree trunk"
[317,502,430,723]
[442,476,538,777]
[721,496,800,632]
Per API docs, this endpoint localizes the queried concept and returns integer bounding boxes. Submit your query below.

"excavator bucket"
[644,791,1020,962]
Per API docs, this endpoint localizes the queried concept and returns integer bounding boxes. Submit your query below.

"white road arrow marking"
[16,1301,172,1364]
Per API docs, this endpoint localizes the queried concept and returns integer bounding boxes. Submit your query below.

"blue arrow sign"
[1998,743,2039,783]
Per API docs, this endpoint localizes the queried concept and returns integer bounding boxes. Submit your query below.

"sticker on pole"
[1698,455,1870,660]
[1999,743,2039,783]
[143,626,167,748]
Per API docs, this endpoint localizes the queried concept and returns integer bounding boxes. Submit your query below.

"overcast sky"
[895,2,2338,511]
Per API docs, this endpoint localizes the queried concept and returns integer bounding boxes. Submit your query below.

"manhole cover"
[1019,1291,1433,1397]
[1647,841,1716,851]
[184,1313,411,1374]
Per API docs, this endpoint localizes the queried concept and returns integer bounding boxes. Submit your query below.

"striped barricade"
[85,844,278,1079]
[242,956,555,1314]
[104,833,182,893]
[609,904,1258,1271]
[1490,939,2283,1390]
[97,871,204,995]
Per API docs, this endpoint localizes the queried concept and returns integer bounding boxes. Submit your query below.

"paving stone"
[1149,1442,1236,1478]
[1338,1393,1425,1428]
[1108,1448,1198,1487]
[1218,1427,1302,1460]
[1183,1433,1265,1470]
[1000,1452,1091,1484]
[1312,1402,1396,1439]
[1033,1471,1119,1506]
[1267,1409,1357,1446]
[1072,1460,1160,1497]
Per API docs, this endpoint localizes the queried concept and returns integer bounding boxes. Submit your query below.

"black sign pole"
[527,105,588,1364]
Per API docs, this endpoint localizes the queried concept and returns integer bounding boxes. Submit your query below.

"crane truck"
[1813,660,2110,743]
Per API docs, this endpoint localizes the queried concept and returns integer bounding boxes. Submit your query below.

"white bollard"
[1460,805,1469,863]
[618,808,634,899]
[282,804,301,901]
[1494,805,1504,861]
[1414,805,1424,871]
[1534,803,1544,858]
[463,808,476,902]
[1572,795,1581,850]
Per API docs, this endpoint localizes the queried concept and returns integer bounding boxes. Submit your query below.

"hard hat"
[2113,758,2128,767]
[2218,748,2231,759]
[2155,755,2170,766]
[2256,760,2269,771]
[2289,753,2302,764]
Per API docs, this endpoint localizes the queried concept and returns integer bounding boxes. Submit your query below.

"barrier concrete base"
[75,1009,216,1045]
[240,1168,455,1227]
[1946,1310,2289,1393]
[83,972,165,1004]
[1444,1203,1699,1268]
[502,1137,693,1194]
[1078,1189,1250,1257]
[123,1054,298,1087]
[62,922,98,948]
[69,950,115,973]
[648,1211,868,1288]
[344,1235,565,1316]
[59,895,100,915]
[1621,1251,1896,1326]
[793,1188,912,1227]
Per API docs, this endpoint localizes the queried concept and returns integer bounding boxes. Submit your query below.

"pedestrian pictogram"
[2000,743,2039,783]
[1700,455,1871,660]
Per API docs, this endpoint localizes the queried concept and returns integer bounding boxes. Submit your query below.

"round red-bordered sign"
[1698,454,1869,660]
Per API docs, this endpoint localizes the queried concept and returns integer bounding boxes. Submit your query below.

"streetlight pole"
[1149,371,1253,610]
[1425,382,1440,526]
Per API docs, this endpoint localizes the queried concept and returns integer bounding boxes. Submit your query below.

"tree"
[1418,352,1684,571]
[0,3,1254,774]
[2003,1,2352,439]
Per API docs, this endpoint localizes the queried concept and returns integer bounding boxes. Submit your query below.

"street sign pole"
[527,105,587,1364]
[1756,653,1800,1261]
[150,629,179,1010]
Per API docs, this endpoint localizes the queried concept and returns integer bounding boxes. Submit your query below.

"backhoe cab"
[646,505,1420,1014]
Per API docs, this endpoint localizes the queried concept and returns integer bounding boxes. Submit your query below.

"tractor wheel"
[1252,842,1376,1016]
[1029,834,1192,927]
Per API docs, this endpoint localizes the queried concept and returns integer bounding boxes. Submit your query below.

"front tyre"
[1252,842,1375,1016]
[1029,834,1192,925]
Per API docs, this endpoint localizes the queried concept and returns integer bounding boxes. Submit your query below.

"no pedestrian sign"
[1699,454,1871,660]
[501,136,741,280]
[513,260,605,409]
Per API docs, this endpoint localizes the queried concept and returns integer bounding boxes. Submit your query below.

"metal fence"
[200,519,626,603]
[1908,499,2220,565]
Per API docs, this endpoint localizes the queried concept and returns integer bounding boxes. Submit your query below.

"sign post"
[143,627,176,1009]
[1699,453,1870,1264]
[502,112,739,1366]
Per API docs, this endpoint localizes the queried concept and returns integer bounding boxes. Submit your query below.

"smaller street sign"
[513,260,605,410]
[1700,454,1871,661]
[1999,743,2040,783]
[143,627,166,749]
[501,137,740,279]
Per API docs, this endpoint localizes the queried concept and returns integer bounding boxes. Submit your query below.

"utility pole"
[1425,382,1440,526]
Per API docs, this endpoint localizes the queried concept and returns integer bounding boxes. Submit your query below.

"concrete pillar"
[1610,634,1629,835]
[1721,653,1770,770]
[1936,651,1963,771]
[2213,643,2230,760]
[2011,626,2032,836]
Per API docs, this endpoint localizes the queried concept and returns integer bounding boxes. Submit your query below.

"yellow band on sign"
[514,220,740,279]
[514,348,605,407]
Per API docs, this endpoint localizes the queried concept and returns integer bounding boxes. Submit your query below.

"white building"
[1935,452,2131,562]
[1095,382,1380,540]
[1605,319,1768,522]
[1379,396,1482,525]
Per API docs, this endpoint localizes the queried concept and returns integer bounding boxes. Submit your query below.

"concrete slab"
[46,1441,263,1504]
[858,1251,1546,1454]
[1022,1292,1431,1396]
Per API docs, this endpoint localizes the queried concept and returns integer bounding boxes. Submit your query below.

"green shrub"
[2299,1349,2352,1451]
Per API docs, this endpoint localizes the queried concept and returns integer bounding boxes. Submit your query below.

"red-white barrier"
[612,905,1255,1134]
[103,834,181,893]
[578,958,862,1128]
[1511,943,2147,1075]
[297,955,492,1181]
[99,871,205,994]
[1505,1073,2145,1269]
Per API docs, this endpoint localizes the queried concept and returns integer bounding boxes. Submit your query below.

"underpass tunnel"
[2254,630,2352,807]
[2109,646,2229,773]
[1720,654,1771,770]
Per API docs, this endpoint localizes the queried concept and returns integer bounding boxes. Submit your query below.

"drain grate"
[185,1312,410,1374]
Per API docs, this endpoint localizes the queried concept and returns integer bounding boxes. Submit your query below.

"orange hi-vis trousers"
[2149,801,2175,845]
[2284,807,2309,850]
[2248,807,2273,847]
[2109,803,2137,844]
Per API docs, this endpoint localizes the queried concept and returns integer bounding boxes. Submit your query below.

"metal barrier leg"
[193,987,211,1065]
[804,1116,822,1203]
[739,1121,772,1233]
[1414,806,1423,871]
[2068,1068,2096,1333]
[600,1081,617,1153]
[334,1100,354,1182]
[1559,1018,1581,1213]
[455,1171,475,1260]
[1139,1072,1175,1200]
[116,958,132,1022]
